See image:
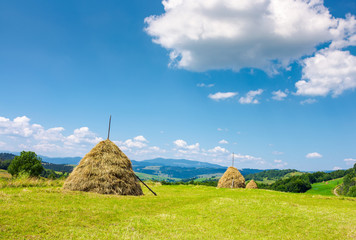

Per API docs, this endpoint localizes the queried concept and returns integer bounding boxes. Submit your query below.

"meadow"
[306,178,343,196]
[0,180,355,239]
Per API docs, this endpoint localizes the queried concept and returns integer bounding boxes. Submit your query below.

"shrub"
[7,151,44,178]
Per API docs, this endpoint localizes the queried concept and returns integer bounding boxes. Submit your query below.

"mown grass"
[306,178,343,196]
[0,170,63,189]
[0,182,355,240]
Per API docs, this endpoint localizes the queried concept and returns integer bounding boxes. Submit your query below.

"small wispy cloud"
[306,152,322,158]
[197,83,214,88]
[344,158,356,165]
[239,89,263,104]
[208,92,238,101]
[219,139,228,144]
[272,90,288,101]
[300,98,317,105]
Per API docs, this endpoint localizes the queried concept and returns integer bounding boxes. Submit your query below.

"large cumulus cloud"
[145,0,336,72]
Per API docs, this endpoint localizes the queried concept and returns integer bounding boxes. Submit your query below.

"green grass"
[284,171,305,178]
[306,178,343,196]
[0,183,355,239]
[255,178,275,184]
[0,170,11,179]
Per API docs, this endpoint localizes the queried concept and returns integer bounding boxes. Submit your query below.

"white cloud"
[300,98,317,105]
[329,14,356,49]
[0,116,104,157]
[34,127,65,142]
[344,158,356,165]
[296,49,356,97]
[208,92,238,101]
[217,128,228,132]
[133,135,148,142]
[123,139,147,149]
[149,146,161,152]
[0,116,34,137]
[173,139,200,150]
[306,152,322,158]
[145,0,343,73]
[219,139,228,144]
[197,83,214,88]
[66,127,103,145]
[115,136,150,150]
[274,159,288,168]
[208,146,228,153]
[239,89,263,104]
[232,153,265,165]
[333,166,342,170]
[272,90,288,101]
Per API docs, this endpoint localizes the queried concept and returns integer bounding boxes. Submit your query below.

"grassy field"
[306,178,343,196]
[0,181,355,239]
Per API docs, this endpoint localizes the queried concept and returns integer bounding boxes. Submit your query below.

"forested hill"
[0,153,16,161]
[244,169,299,181]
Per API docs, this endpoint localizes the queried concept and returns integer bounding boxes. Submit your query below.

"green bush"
[7,151,44,178]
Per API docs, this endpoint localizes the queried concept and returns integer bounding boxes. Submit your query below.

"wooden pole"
[107,115,111,140]
[135,174,157,196]
[232,152,234,167]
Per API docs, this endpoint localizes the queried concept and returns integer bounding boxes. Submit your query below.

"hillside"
[132,158,224,168]
[245,169,301,183]
[0,153,16,160]
[131,159,263,180]
[0,183,355,239]
[306,178,343,196]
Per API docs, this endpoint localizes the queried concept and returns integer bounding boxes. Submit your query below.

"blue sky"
[0,0,355,171]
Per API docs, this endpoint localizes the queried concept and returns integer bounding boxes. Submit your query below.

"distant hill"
[245,169,301,182]
[0,153,16,170]
[0,153,16,161]
[131,158,263,180]
[39,156,82,165]
[42,162,75,173]
[132,158,225,168]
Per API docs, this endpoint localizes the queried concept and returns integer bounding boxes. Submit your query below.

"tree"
[7,151,44,177]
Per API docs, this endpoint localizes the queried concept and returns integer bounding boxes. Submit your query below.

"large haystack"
[218,167,245,188]
[63,139,143,195]
[246,180,258,189]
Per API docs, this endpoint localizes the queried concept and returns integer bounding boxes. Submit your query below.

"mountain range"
[1,152,263,180]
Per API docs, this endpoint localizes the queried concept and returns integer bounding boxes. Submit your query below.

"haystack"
[63,139,143,195]
[218,166,245,188]
[246,179,258,189]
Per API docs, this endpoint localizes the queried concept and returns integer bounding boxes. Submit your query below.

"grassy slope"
[0,184,355,240]
[306,178,343,196]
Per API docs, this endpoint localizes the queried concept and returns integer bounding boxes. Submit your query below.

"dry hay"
[246,179,258,189]
[217,167,245,188]
[63,139,143,195]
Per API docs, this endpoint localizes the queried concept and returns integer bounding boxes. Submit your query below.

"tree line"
[338,164,356,197]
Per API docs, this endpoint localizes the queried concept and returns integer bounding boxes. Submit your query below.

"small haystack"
[63,139,143,195]
[217,167,245,188]
[246,180,258,189]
